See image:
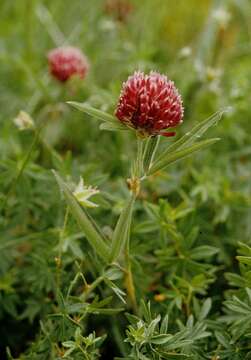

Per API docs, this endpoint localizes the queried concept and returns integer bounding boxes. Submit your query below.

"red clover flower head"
[115,71,184,137]
[47,46,89,83]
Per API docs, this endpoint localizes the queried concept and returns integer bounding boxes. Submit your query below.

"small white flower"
[14,111,34,130]
[99,19,116,32]
[179,46,192,59]
[73,177,100,208]
[212,8,231,28]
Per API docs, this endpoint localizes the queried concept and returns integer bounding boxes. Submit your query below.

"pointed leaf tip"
[66,102,122,126]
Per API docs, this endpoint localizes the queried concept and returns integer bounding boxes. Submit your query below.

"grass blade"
[36,4,65,46]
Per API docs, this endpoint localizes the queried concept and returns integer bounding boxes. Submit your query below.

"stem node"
[127,177,141,197]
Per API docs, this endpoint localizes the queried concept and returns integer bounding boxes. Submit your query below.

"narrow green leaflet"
[104,277,127,303]
[191,246,219,260]
[110,194,136,262]
[236,256,251,266]
[100,122,128,131]
[52,170,110,262]
[160,314,169,334]
[67,101,127,129]
[148,138,220,175]
[198,298,212,321]
[87,307,124,315]
[157,353,190,359]
[154,109,226,166]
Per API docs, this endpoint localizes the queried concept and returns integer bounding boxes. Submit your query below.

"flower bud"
[14,111,34,130]
[47,46,89,83]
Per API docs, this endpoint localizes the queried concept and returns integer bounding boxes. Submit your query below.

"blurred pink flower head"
[47,46,89,82]
[115,71,184,137]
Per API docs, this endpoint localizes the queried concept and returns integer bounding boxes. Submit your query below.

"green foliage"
[1,0,251,359]
[119,301,211,359]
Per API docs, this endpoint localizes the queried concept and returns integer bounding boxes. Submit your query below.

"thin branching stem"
[2,123,44,216]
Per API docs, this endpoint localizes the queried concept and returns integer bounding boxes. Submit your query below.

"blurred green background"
[0,0,251,358]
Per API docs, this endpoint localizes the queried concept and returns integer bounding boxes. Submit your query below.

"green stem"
[2,122,44,215]
[124,227,138,314]
[123,136,147,313]
[185,287,193,316]
[143,135,160,174]
[134,136,145,178]
[110,319,128,356]
[81,275,104,301]
[78,346,90,360]
[56,206,69,292]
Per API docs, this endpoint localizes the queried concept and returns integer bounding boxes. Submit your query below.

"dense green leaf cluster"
[1,0,251,359]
